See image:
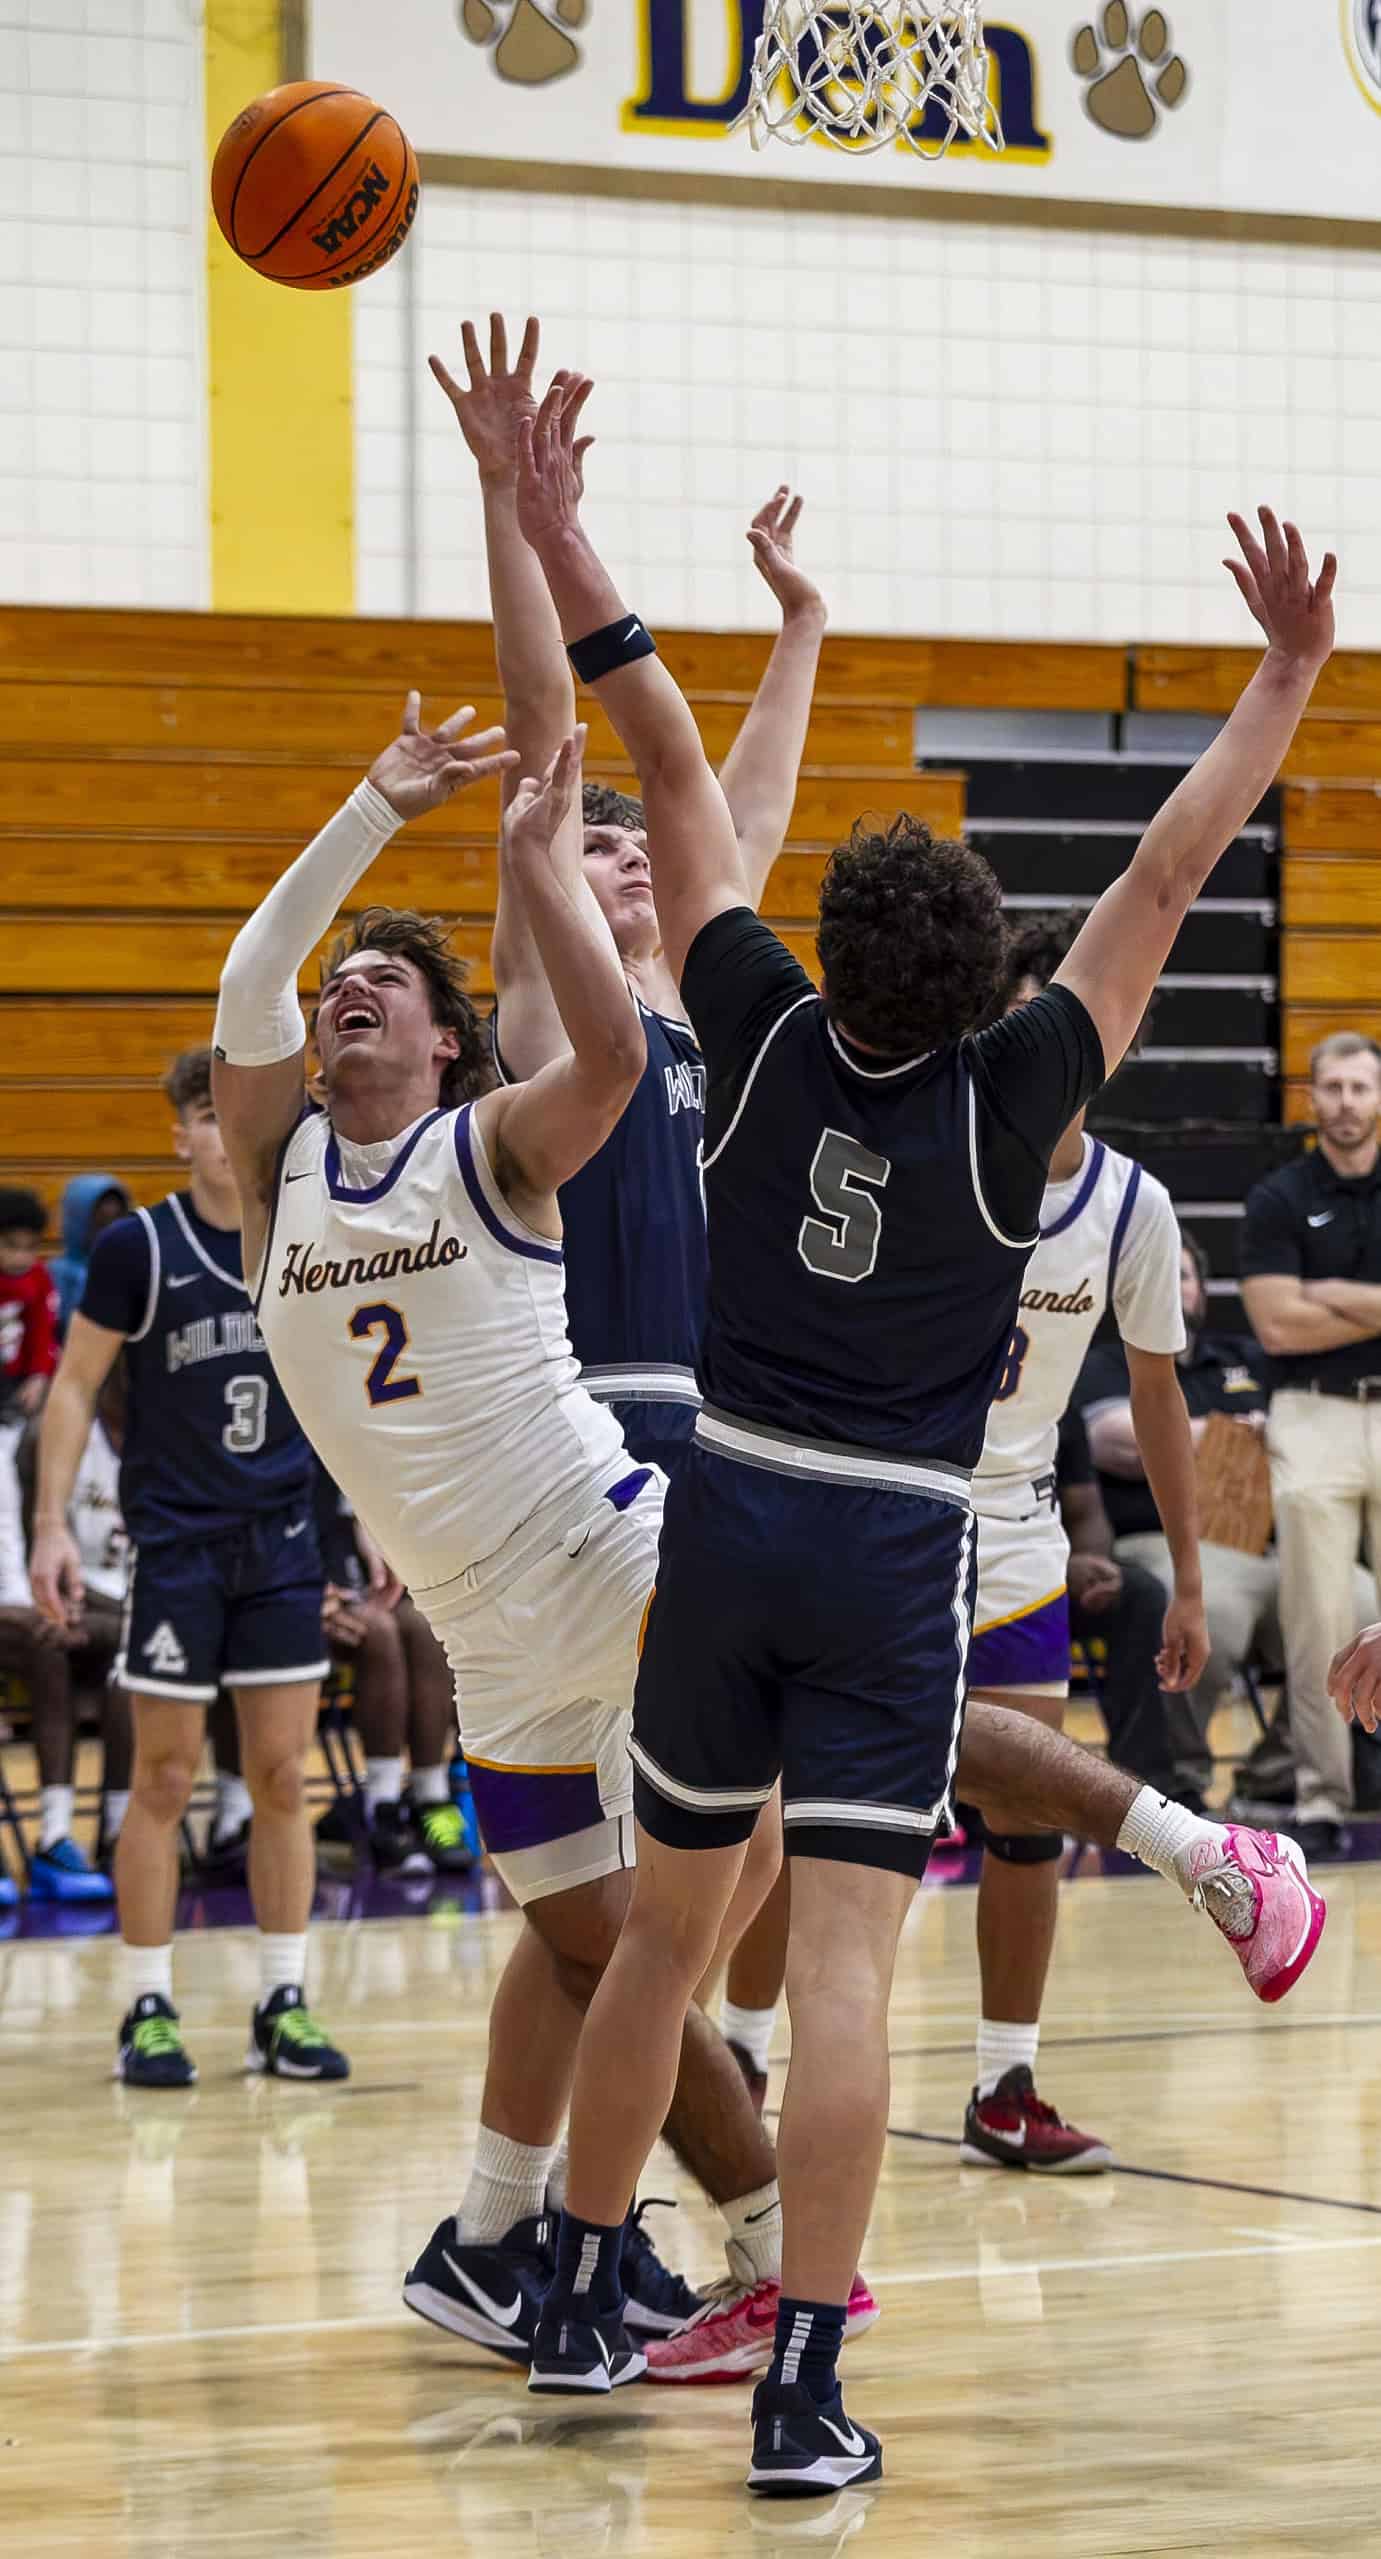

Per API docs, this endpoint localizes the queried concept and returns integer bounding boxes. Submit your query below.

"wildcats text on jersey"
[277,1221,467,1300]
[664,1059,705,1117]
[165,1309,265,1373]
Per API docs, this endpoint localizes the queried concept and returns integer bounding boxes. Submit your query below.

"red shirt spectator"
[0,1187,59,1419]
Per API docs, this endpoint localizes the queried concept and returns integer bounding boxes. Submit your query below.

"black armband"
[567,615,657,684]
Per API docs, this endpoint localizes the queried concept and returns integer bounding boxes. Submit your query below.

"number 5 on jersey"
[798,1129,891,1285]
[350,1302,422,1406]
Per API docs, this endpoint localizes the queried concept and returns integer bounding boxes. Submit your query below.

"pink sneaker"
[645,2277,778,2382]
[1191,1825,1326,2004]
[645,2272,880,2384]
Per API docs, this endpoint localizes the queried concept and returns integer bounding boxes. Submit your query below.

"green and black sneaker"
[246,1983,350,2081]
[116,1992,198,2088]
[412,1795,475,1877]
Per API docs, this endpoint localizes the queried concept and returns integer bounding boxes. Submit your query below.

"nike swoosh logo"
[1307,1212,1334,1227]
[985,2121,1026,2149]
[167,1272,200,1289]
[283,1520,308,1540]
[820,2415,867,2457]
[743,2203,779,2224]
[593,2329,612,2370]
[441,2250,524,2330]
[284,1169,315,1184]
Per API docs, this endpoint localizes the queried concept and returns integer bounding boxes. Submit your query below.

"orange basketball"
[211,81,418,292]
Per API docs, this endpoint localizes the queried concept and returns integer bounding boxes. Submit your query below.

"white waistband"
[580,1364,702,1406]
[695,1408,973,1507]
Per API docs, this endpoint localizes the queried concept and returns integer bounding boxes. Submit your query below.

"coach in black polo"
[1241,1030,1381,1857]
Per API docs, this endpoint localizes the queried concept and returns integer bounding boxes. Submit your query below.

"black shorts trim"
[785,1821,935,1883]
[633,1770,759,1853]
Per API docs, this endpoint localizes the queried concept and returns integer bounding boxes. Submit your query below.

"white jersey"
[71,1418,127,1603]
[975,1135,1184,1511]
[254,1102,630,1596]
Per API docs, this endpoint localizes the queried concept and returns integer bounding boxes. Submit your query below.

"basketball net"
[737,0,1002,158]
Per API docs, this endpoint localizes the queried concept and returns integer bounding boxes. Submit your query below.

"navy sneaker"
[29,1836,116,1904]
[246,1984,350,2080]
[747,2379,882,2497]
[409,1794,475,1877]
[528,2297,647,2395]
[403,2211,554,2363]
[369,1799,432,1875]
[620,2198,705,2337]
[116,1993,198,2089]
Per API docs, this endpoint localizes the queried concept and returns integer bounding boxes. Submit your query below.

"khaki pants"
[1114,1534,1283,1792]
[1267,1388,1381,1825]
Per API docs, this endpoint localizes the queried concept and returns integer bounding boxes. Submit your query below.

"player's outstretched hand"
[516,375,593,550]
[1224,507,1337,674]
[429,313,541,486]
[1329,1624,1381,1732]
[747,486,826,626]
[502,727,586,870]
[29,1521,85,1633]
[368,692,517,819]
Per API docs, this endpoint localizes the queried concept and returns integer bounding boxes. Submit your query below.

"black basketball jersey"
[682,909,1105,1472]
[495,1000,706,1409]
[80,1193,314,1546]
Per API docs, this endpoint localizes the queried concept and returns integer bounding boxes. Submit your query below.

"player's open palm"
[747,486,824,623]
[429,313,541,485]
[502,727,586,872]
[516,375,593,548]
[368,692,516,819]
[1225,507,1336,674]
[29,1521,84,1632]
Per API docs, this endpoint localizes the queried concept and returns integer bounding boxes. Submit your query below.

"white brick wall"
[357,184,1381,647]
[0,0,206,610]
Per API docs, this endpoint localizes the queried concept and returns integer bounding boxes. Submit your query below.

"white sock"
[546,2132,569,2211]
[976,2018,1040,2099]
[721,1998,777,2074]
[214,1773,252,1840]
[364,1756,405,1817]
[258,1931,308,2006]
[39,1783,74,1850]
[1116,1787,1230,1897]
[103,1789,131,1843]
[723,2179,782,2287]
[410,1762,449,1807]
[125,1943,174,2008]
[458,2126,554,2243]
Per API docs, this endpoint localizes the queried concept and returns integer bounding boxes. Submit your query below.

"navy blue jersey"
[683,910,1105,1472]
[495,1000,706,1422]
[79,1193,314,1547]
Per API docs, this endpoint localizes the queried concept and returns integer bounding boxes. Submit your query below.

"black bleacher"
[943,750,1290,1335]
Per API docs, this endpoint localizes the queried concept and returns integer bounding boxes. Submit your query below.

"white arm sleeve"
[1112,1171,1187,1356]
[212,780,403,1067]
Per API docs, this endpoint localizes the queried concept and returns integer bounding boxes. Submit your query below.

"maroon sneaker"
[960,2065,1112,2173]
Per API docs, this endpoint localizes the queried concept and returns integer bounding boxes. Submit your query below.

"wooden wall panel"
[0,920,494,997]
[1281,934,1380,1008]
[0,1087,175,1160]
[0,1162,175,1215]
[1283,784,1381,852]
[1136,648,1381,720]
[1283,1008,1381,1083]
[1282,856,1381,930]
[0,1002,213,1079]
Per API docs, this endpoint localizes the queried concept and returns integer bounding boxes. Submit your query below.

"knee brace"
[984,1830,1065,1866]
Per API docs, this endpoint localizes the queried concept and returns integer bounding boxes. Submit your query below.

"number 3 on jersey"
[350,1302,421,1406]
[993,1325,1030,1402]
[798,1129,891,1284]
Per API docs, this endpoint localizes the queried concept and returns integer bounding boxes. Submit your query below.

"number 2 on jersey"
[350,1302,422,1406]
[798,1129,891,1285]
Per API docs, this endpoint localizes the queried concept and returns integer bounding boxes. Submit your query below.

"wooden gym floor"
[4,1851,1381,2557]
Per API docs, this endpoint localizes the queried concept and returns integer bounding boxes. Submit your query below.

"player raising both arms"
[514,384,1334,2491]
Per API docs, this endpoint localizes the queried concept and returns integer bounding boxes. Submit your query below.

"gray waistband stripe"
[628,1735,775,1815]
[582,1365,702,1406]
[783,1797,945,1835]
[696,1407,973,1506]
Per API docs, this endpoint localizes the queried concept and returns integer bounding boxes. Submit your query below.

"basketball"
[211,81,418,291]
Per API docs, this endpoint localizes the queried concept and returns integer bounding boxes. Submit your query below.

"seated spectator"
[1080,1227,1378,1811]
[0,1401,127,1904]
[0,1189,59,1620]
[1056,1408,1193,1807]
[48,1176,132,1341]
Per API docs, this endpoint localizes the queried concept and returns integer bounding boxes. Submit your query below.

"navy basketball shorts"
[607,1394,700,1485]
[630,1442,977,1882]
[116,1500,330,1704]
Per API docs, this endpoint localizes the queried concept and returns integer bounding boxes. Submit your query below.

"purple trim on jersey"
[453,1105,564,1266]
[465,1758,606,1853]
[1106,1160,1144,1298]
[969,1587,1070,1692]
[1039,1139,1106,1240]
[323,1108,447,1205]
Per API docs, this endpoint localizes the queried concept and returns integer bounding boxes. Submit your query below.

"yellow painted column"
[204,1,354,613]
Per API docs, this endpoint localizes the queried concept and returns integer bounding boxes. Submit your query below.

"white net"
[737,0,1002,158]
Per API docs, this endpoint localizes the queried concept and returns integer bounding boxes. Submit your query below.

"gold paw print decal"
[459,0,588,84]
[1071,3,1188,138]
